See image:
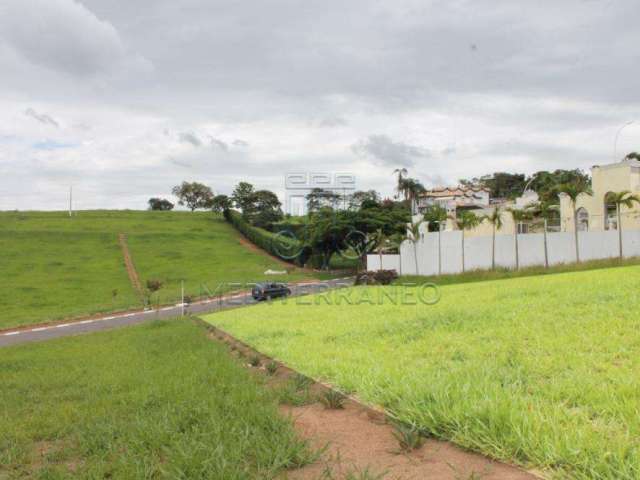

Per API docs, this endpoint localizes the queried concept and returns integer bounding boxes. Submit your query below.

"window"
[576,207,589,231]
[517,223,529,234]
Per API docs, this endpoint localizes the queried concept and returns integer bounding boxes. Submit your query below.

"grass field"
[0,320,312,479]
[0,210,317,329]
[204,264,640,479]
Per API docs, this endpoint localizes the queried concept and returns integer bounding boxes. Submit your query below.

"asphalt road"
[0,278,353,348]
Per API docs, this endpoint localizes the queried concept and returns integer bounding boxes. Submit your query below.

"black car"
[252,282,292,301]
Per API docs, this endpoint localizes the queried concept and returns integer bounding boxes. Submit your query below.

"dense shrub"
[224,209,306,265]
[373,269,399,285]
[355,270,398,285]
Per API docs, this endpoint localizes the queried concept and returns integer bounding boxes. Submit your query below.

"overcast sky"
[1,0,639,210]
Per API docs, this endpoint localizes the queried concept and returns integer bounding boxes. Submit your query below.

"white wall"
[367,229,640,275]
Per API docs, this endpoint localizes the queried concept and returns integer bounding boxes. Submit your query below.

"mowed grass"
[0,210,315,329]
[0,320,312,479]
[0,229,138,329]
[204,264,640,479]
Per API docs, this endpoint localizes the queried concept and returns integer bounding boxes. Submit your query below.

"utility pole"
[68,186,73,217]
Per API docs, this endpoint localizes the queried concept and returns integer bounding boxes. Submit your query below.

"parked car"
[252,282,292,301]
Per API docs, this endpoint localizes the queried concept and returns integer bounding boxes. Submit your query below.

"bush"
[224,209,306,266]
[355,270,398,286]
[373,269,398,285]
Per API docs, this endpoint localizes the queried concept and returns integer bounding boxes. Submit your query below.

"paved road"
[0,278,353,348]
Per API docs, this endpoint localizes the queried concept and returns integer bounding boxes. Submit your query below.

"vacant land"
[0,210,315,329]
[0,320,311,479]
[204,264,640,479]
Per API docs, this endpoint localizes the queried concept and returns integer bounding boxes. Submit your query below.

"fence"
[367,229,640,275]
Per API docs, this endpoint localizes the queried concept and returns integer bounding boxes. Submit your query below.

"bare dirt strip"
[118,233,144,299]
[201,321,542,480]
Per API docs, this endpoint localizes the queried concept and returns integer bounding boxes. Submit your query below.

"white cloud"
[1,0,639,209]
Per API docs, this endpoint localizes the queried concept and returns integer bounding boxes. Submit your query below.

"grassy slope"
[0,210,315,329]
[0,320,311,479]
[204,264,640,479]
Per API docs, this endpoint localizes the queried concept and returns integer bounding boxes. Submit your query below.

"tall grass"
[205,264,640,479]
[0,319,312,479]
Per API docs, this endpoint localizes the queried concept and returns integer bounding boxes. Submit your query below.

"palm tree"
[392,168,408,199]
[404,221,423,275]
[402,178,426,211]
[530,201,559,268]
[605,191,640,259]
[455,210,481,272]
[559,182,592,263]
[506,208,531,270]
[483,207,503,270]
[372,228,389,271]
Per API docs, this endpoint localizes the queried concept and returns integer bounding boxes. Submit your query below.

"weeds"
[392,423,424,452]
[320,390,346,409]
[266,361,278,375]
[249,355,261,367]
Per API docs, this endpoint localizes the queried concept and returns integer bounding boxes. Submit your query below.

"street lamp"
[614,121,635,161]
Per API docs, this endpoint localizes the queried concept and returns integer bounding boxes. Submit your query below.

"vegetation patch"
[204,264,640,479]
[0,210,317,329]
[0,319,313,479]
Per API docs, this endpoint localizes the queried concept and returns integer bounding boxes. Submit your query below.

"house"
[559,159,640,232]
[413,184,538,236]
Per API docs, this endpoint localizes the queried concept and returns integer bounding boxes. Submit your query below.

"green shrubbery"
[224,209,307,266]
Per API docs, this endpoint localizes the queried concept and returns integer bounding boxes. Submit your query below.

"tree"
[403,221,423,275]
[305,210,355,269]
[306,188,341,213]
[147,198,174,211]
[559,182,592,263]
[392,168,408,199]
[210,194,231,213]
[145,279,163,309]
[507,208,532,270]
[231,182,255,216]
[371,228,390,271]
[348,190,380,210]
[483,207,503,270]
[250,190,283,228]
[625,152,640,161]
[605,191,640,259]
[172,182,214,211]
[423,204,448,232]
[529,201,560,268]
[455,210,481,272]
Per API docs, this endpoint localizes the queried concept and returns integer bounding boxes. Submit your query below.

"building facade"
[559,159,640,233]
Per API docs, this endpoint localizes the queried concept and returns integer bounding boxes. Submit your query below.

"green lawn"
[0,320,312,479]
[204,264,640,479]
[0,210,317,329]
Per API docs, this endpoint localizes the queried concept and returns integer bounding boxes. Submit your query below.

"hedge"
[224,209,306,266]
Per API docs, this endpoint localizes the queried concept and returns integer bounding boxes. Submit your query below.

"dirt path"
[118,233,144,299]
[203,323,541,480]
[283,403,537,479]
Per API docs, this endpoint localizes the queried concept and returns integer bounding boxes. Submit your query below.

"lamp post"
[614,121,635,161]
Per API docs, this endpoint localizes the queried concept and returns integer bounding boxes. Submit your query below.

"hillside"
[0,210,315,329]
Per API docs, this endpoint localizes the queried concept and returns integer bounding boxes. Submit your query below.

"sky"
[1,0,639,210]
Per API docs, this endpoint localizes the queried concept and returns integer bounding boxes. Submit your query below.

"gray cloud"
[0,0,145,77]
[232,139,249,147]
[317,117,348,128]
[352,135,431,168]
[24,108,59,128]
[1,0,640,209]
[209,137,229,151]
[178,132,202,147]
